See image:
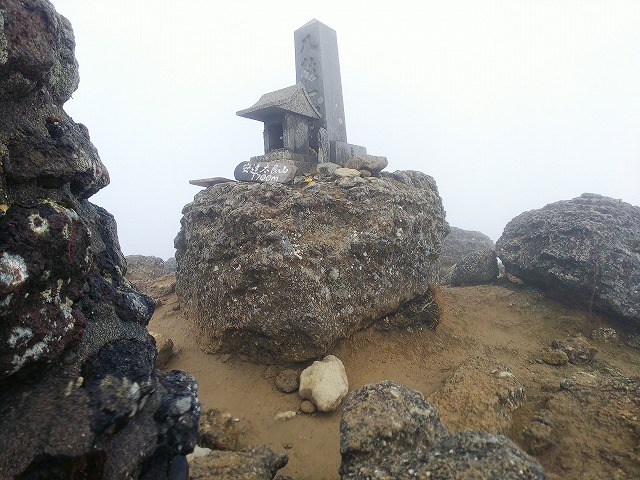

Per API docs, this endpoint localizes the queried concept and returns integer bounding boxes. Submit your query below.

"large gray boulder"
[496,193,640,322]
[126,255,167,282]
[0,2,199,478]
[175,170,448,363]
[450,249,499,286]
[440,226,494,275]
[339,381,546,479]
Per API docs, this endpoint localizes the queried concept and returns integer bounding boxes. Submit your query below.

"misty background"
[52,0,640,260]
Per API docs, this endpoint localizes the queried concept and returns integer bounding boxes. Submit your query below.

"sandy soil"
[146,275,640,479]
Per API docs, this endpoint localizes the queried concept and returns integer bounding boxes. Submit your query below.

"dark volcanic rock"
[0,0,109,198]
[339,381,546,479]
[0,2,199,478]
[450,249,499,286]
[440,226,494,275]
[176,170,448,363]
[0,200,91,378]
[496,193,640,322]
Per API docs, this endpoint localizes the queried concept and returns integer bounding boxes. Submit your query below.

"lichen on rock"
[0,1,199,478]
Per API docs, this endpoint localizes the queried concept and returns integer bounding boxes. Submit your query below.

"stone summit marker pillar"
[295,19,347,149]
[294,19,366,166]
[187,18,376,188]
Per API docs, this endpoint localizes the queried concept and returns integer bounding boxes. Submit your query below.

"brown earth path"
[148,278,640,479]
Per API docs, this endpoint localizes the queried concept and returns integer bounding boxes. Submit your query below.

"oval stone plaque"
[234,161,297,183]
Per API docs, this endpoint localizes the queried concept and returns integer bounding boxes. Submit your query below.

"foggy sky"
[52,0,640,260]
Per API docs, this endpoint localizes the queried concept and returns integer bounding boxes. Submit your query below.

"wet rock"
[551,335,597,365]
[150,331,174,369]
[429,356,526,434]
[175,170,448,363]
[198,408,242,451]
[496,193,640,323]
[541,347,569,366]
[339,381,545,479]
[189,445,288,480]
[440,226,495,278]
[275,369,299,393]
[299,355,348,412]
[450,249,499,286]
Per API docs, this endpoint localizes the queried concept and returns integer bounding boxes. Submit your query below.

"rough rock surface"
[150,330,174,369]
[440,226,494,276]
[299,354,348,412]
[126,255,166,283]
[450,249,499,286]
[344,154,388,175]
[532,369,640,478]
[429,355,525,434]
[340,381,546,479]
[275,368,299,393]
[496,193,640,322]
[198,408,243,451]
[189,445,288,480]
[164,256,177,273]
[0,0,108,198]
[551,334,597,365]
[176,170,448,363]
[0,2,199,478]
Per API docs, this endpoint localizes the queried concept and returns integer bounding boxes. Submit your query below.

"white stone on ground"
[299,355,349,412]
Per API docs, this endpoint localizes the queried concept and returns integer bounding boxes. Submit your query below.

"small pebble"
[274,410,297,421]
[300,400,317,414]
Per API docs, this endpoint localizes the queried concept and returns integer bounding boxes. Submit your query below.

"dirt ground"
[146,275,640,479]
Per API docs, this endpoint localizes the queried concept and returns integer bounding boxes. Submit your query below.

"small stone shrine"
[235,19,368,179]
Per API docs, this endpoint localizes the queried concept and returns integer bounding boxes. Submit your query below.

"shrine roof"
[236,84,321,122]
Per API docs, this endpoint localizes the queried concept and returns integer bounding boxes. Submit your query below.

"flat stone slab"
[189,177,236,187]
[234,161,297,183]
